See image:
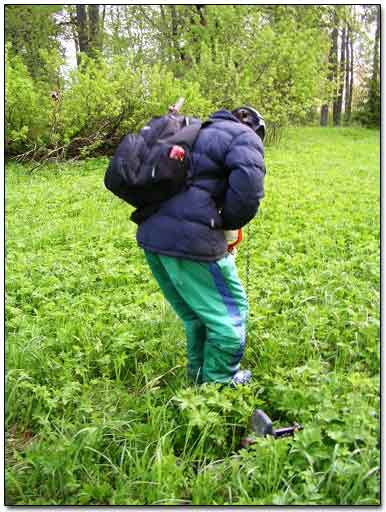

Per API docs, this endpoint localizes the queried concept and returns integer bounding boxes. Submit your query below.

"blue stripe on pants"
[208,260,246,365]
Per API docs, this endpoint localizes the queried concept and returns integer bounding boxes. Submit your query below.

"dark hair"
[232,106,266,141]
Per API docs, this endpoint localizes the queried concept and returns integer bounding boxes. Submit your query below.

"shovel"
[240,409,303,448]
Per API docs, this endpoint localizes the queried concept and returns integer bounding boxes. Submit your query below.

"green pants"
[144,250,248,384]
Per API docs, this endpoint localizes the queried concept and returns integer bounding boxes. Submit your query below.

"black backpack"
[104,114,204,224]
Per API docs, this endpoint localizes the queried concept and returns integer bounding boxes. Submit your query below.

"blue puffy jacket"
[136,109,265,261]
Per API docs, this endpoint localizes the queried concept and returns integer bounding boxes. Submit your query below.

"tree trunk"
[196,5,207,26]
[88,5,100,54]
[321,10,338,127]
[320,104,329,126]
[76,5,88,55]
[100,5,106,49]
[331,23,339,125]
[344,25,351,124]
[334,26,345,126]
[347,28,354,122]
[159,5,170,64]
[169,5,185,63]
[189,5,207,63]
[320,19,338,126]
[371,6,380,86]
[367,5,380,124]
[69,10,80,59]
[344,23,353,124]
[75,5,103,64]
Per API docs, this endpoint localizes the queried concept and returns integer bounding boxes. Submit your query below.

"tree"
[72,5,104,64]
[5,5,344,158]
[354,5,380,126]
[334,24,346,126]
[344,11,354,125]
[320,8,339,126]
[367,5,380,125]
[326,14,339,125]
[347,26,354,122]
[5,5,63,80]
[76,5,88,56]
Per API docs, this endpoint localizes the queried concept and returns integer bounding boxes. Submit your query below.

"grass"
[5,126,380,505]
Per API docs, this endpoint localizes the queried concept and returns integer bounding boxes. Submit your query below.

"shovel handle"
[169,97,185,114]
[273,423,303,438]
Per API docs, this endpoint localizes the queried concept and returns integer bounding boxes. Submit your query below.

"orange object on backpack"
[225,229,243,252]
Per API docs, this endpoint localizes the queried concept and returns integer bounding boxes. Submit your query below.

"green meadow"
[5,127,380,505]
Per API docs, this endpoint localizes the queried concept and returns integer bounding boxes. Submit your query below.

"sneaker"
[231,369,252,387]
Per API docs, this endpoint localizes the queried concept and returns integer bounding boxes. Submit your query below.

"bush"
[351,77,380,129]
[5,51,213,159]
[5,45,52,155]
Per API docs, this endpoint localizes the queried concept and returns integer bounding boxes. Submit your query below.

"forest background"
[4,4,381,161]
[4,4,381,506]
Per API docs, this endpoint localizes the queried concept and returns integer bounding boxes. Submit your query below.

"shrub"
[5,45,51,155]
[5,50,213,159]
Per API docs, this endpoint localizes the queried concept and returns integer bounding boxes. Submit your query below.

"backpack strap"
[163,119,212,148]
[161,121,202,148]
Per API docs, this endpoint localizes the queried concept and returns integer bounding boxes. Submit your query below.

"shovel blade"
[251,409,274,437]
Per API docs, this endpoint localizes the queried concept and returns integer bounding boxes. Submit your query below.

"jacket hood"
[209,109,240,123]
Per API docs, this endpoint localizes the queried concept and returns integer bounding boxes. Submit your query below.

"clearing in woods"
[5,127,380,505]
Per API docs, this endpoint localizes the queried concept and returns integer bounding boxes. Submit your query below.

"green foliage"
[5,45,52,154]
[151,6,330,127]
[5,5,63,81]
[353,78,380,128]
[5,5,334,158]
[59,54,212,157]
[5,128,380,505]
[5,5,382,156]
[5,50,212,158]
